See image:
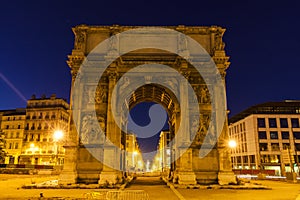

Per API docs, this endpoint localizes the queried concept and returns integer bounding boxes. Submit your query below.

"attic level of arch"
[74,53,222,86]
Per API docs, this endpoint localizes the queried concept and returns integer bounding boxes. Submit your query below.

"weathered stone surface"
[62,25,234,185]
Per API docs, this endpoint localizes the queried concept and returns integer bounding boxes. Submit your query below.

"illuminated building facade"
[154,131,172,173]
[125,133,144,172]
[0,109,26,164]
[229,101,300,176]
[0,94,69,166]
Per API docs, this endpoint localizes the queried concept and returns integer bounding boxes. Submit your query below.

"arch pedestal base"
[217,171,236,185]
[173,171,197,185]
[98,171,123,185]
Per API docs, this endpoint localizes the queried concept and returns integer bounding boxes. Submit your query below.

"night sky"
[1,1,300,153]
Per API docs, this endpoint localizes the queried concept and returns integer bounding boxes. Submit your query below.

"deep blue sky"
[1,1,300,152]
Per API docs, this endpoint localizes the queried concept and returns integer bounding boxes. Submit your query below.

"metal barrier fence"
[83,190,149,200]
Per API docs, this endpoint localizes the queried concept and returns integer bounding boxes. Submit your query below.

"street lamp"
[53,130,63,141]
[53,130,64,165]
[228,140,237,169]
[228,140,237,149]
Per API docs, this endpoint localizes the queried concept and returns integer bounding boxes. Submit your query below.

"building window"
[291,118,300,128]
[16,132,20,138]
[268,118,277,128]
[8,143,12,149]
[280,118,288,128]
[281,131,290,139]
[295,143,300,151]
[243,156,248,163]
[18,125,21,129]
[15,143,18,149]
[250,155,255,163]
[270,155,280,163]
[293,132,300,139]
[259,143,268,151]
[283,143,290,150]
[6,125,9,129]
[261,155,269,163]
[258,131,267,139]
[25,123,29,130]
[257,118,266,128]
[270,131,278,139]
[271,143,280,151]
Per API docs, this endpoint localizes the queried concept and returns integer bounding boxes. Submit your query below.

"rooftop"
[229,100,300,124]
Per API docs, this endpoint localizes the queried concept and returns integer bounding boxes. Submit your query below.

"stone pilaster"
[173,69,196,185]
[99,69,123,185]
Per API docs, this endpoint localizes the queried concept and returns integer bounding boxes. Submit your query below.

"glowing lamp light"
[228,140,237,148]
[53,130,64,141]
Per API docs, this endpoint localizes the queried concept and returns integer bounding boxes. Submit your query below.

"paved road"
[0,174,93,199]
[0,174,300,199]
[126,176,180,200]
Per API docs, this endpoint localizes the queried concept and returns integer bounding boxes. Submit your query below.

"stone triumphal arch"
[59,25,236,185]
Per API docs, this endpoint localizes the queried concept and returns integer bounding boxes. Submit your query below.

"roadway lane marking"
[169,184,186,200]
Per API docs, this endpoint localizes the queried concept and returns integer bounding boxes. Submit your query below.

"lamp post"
[53,130,64,166]
[228,139,237,169]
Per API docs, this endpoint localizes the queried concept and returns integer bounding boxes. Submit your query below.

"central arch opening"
[121,84,180,174]
[127,102,169,172]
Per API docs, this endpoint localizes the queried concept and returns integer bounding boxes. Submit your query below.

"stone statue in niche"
[190,115,208,145]
[95,85,108,104]
[200,86,210,104]
[80,114,105,144]
[199,114,210,137]
[214,30,225,51]
[74,32,85,50]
